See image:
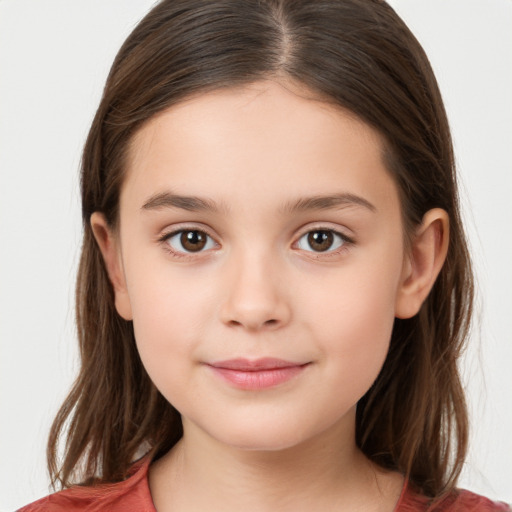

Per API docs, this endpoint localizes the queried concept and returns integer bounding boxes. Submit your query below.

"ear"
[395,208,449,319]
[90,212,133,320]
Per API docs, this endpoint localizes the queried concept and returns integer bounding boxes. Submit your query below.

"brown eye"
[297,229,347,253]
[181,231,206,252]
[165,229,215,254]
[307,231,333,252]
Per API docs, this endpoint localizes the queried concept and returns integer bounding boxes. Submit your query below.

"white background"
[0,1,511,510]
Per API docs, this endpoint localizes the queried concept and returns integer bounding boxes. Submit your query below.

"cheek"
[301,256,401,390]
[125,266,216,391]
[127,253,216,334]
[323,293,394,394]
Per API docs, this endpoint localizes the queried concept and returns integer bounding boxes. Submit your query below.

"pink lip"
[207,358,309,390]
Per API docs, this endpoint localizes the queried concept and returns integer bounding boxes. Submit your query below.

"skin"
[92,80,449,511]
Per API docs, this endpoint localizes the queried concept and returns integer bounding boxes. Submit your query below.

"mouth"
[206,358,310,390]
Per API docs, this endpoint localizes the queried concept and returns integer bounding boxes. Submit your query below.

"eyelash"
[158,226,354,259]
[293,228,354,256]
[158,226,218,259]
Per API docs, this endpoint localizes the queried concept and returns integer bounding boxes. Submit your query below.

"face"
[104,81,412,451]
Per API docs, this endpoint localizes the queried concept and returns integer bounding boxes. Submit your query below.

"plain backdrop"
[0,1,511,510]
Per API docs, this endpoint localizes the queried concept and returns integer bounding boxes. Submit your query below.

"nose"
[219,250,291,332]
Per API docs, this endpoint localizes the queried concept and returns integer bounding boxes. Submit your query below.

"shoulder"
[438,490,511,512]
[398,482,511,512]
[17,458,156,512]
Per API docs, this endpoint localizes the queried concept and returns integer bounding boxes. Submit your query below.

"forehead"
[121,80,398,214]
[127,80,384,165]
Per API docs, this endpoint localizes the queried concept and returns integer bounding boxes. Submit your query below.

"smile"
[207,358,310,390]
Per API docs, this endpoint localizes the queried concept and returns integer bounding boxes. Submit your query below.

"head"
[48,0,473,498]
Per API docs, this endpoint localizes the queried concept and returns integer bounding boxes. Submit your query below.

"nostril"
[227,318,278,329]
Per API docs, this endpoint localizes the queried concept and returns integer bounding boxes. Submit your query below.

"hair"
[48,0,473,501]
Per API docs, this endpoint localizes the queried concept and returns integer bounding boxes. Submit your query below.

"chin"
[200,415,327,453]
[220,433,307,452]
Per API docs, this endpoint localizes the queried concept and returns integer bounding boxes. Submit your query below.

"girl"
[17,0,510,510]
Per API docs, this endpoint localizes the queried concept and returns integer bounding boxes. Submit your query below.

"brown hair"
[48,0,473,500]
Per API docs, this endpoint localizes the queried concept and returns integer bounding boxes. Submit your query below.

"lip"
[207,358,310,390]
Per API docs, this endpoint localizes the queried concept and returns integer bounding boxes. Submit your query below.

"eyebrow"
[280,193,376,214]
[141,191,376,214]
[141,191,228,214]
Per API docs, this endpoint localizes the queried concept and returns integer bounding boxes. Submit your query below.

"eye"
[296,229,349,253]
[164,229,216,254]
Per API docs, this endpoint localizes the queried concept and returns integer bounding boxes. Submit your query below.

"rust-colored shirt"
[18,458,510,511]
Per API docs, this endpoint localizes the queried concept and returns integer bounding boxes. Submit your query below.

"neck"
[149,410,403,512]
